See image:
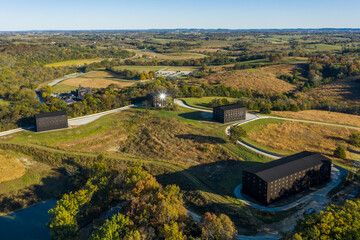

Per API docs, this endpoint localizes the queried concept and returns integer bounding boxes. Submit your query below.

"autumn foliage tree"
[200,212,237,240]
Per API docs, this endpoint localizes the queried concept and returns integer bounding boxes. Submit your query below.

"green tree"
[228,125,247,144]
[89,213,135,240]
[350,133,360,147]
[334,146,347,159]
[161,222,185,240]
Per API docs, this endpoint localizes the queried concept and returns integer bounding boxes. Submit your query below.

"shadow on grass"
[178,111,213,122]
[176,134,226,144]
[0,168,71,214]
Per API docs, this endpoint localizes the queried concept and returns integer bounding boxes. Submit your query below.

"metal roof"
[213,103,245,110]
[244,151,331,182]
[35,111,67,119]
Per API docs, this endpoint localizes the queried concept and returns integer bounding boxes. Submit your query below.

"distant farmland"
[200,64,299,93]
[45,58,105,67]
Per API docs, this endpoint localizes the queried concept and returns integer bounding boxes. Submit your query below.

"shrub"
[334,146,347,159]
[350,133,360,147]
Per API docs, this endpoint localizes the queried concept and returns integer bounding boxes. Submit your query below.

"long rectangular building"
[35,111,68,132]
[213,104,246,123]
[242,151,332,205]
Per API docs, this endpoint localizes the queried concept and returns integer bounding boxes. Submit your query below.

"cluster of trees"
[48,163,238,239]
[48,162,112,240]
[287,199,360,240]
[305,55,360,89]
[278,71,300,84]
[106,66,155,80]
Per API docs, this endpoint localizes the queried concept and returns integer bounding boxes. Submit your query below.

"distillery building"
[35,111,68,132]
[146,93,171,108]
[213,103,246,123]
[242,151,332,205]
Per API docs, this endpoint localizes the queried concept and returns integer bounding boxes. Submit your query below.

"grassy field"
[243,119,360,160]
[304,44,342,51]
[45,58,105,67]
[272,110,360,128]
[306,77,360,104]
[52,70,138,92]
[200,64,298,93]
[0,150,26,183]
[179,97,239,109]
[60,77,134,89]
[112,65,165,72]
[52,84,79,92]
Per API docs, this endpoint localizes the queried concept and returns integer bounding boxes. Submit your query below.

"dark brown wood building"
[213,104,246,123]
[146,93,170,108]
[242,151,332,205]
[35,111,68,132]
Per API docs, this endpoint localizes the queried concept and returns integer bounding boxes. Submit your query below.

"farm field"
[0,150,26,183]
[271,110,360,128]
[45,58,105,67]
[199,64,299,93]
[243,119,360,160]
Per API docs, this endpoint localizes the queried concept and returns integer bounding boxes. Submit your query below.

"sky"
[1,0,360,31]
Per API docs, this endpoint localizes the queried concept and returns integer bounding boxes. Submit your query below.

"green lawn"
[5,110,129,147]
[52,83,79,93]
[179,97,239,110]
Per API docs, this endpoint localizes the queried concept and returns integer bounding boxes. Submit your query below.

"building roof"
[244,151,331,182]
[213,103,245,110]
[35,111,67,119]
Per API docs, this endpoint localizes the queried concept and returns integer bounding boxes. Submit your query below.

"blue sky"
[1,0,360,31]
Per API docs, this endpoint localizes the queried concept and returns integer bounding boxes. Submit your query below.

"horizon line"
[1,27,360,33]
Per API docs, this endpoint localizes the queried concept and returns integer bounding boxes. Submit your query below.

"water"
[0,200,57,240]
[35,91,44,104]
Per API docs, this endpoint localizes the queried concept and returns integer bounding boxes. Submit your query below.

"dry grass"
[0,150,26,183]
[61,77,134,88]
[306,77,360,103]
[199,64,298,93]
[45,58,104,67]
[248,121,360,157]
[272,110,360,128]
